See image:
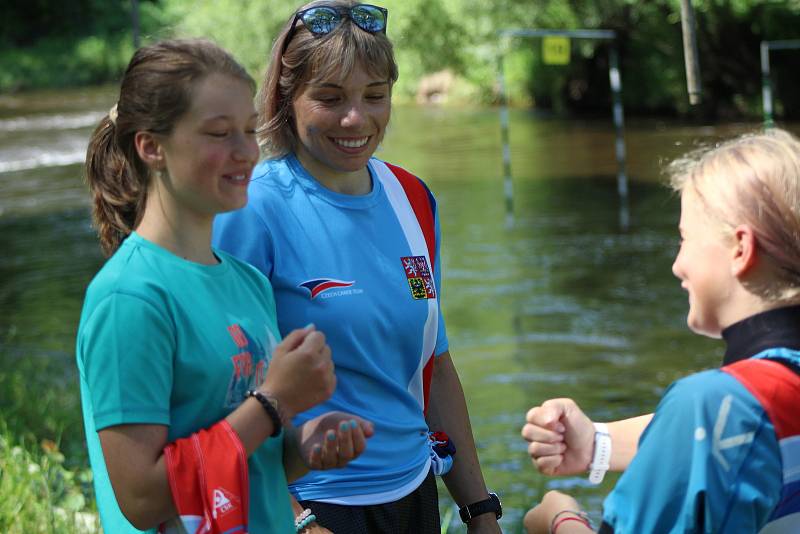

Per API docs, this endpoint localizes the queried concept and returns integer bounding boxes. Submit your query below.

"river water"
[1,86,797,531]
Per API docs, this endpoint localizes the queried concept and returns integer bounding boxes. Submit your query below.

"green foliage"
[486,0,800,118]
[0,348,96,533]
[0,324,96,532]
[1,0,128,46]
[0,427,98,534]
[0,0,165,93]
[3,0,800,116]
[157,0,296,81]
[0,348,86,468]
[159,0,472,100]
[0,34,135,93]
[383,0,468,97]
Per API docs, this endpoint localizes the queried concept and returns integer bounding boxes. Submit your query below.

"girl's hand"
[521,398,595,476]
[260,325,336,419]
[297,411,374,470]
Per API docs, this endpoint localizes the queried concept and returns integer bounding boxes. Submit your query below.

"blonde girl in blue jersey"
[521,129,800,533]
[79,38,372,533]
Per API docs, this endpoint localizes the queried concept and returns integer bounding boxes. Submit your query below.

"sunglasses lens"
[301,7,341,35]
[351,5,386,33]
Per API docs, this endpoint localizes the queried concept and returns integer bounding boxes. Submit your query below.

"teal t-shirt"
[76,232,294,533]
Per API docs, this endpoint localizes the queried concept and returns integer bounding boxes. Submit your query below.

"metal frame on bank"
[496,29,629,230]
[761,39,800,128]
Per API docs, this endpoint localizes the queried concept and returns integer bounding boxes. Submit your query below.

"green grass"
[0,425,99,533]
[0,344,98,533]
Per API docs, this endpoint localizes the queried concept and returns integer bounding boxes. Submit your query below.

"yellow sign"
[543,36,571,65]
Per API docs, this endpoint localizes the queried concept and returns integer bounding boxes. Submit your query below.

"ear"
[133,131,165,171]
[731,224,757,277]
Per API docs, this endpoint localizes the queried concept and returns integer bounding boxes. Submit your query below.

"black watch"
[458,492,502,524]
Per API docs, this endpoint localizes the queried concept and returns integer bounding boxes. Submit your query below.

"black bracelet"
[245,390,282,437]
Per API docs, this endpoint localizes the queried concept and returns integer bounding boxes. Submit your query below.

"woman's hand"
[260,325,336,419]
[521,399,595,476]
[297,411,374,470]
[524,491,590,534]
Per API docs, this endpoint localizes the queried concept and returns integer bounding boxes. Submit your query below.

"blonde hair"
[257,0,398,157]
[669,128,800,295]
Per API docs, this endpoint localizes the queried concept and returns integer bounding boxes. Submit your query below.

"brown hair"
[258,0,398,157]
[85,38,254,256]
[669,128,800,296]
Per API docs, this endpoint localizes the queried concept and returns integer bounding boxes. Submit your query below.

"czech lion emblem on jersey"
[401,256,436,300]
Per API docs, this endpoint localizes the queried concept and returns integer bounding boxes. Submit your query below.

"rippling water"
[1,86,798,531]
[0,115,98,174]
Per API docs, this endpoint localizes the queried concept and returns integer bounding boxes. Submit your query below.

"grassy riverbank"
[0,350,98,533]
[0,427,98,533]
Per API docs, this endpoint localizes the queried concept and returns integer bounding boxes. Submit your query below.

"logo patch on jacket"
[299,278,356,299]
[401,256,436,300]
[212,486,239,519]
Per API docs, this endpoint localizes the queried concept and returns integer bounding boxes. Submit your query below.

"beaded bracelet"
[245,390,282,437]
[549,510,592,534]
[294,510,317,532]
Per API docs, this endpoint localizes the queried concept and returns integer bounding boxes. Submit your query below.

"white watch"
[588,422,611,484]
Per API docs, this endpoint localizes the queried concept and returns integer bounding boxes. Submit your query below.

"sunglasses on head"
[285,3,388,46]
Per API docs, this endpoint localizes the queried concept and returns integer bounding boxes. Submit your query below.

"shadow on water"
[1,93,797,532]
[0,207,103,465]
[0,208,101,353]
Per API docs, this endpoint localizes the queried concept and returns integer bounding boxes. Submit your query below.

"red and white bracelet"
[549,510,592,533]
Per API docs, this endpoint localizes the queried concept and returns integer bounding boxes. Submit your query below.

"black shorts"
[298,468,440,534]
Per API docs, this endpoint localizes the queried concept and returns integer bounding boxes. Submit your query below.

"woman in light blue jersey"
[522,129,800,534]
[213,2,502,532]
[79,38,371,534]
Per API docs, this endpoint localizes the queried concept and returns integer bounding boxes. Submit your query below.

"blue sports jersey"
[601,307,800,533]
[213,154,449,503]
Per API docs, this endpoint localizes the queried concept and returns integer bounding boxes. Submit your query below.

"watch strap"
[458,492,502,524]
[588,422,611,484]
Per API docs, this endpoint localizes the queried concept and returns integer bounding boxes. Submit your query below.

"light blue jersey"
[601,345,800,533]
[77,232,294,533]
[213,155,449,504]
